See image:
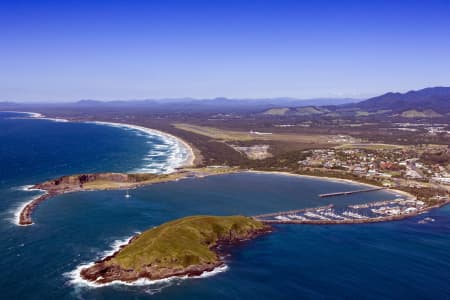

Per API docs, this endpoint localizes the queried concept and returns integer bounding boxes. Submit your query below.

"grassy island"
[81,215,270,284]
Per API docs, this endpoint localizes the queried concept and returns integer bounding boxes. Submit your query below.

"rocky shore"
[19,172,168,225]
[19,192,54,225]
[18,167,238,226]
[19,168,449,226]
[79,216,271,284]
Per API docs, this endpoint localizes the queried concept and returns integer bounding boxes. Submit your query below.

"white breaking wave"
[2,111,194,174]
[13,185,45,193]
[65,236,228,289]
[14,185,35,192]
[9,185,47,226]
[11,199,34,226]
[83,121,194,174]
[0,111,44,118]
[11,195,43,226]
[1,111,67,122]
[41,117,68,122]
[192,265,229,278]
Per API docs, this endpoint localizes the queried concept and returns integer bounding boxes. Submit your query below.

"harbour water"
[0,112,448,299]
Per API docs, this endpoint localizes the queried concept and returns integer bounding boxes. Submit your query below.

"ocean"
[0,112,448,299]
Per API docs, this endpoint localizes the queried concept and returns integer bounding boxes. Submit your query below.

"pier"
[318,187,386,198]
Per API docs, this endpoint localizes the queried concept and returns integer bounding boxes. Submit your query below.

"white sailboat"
[125,190,131,198]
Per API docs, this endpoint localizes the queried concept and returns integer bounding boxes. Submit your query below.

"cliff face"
[80,215,271,284]
[32,173,160,193]
[21,171,193,226]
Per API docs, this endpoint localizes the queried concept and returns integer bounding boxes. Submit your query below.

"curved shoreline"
[16,172,191,226]
[7,110,445,227]
[75,216,269,287]
[3,111,195,170]
[3,110,194,226]
[246,170,418,202]
[67,231,230,288]
[85,121,195,171]
[15,169,416,226]
[5,110,414,203]
[69,259,229,288]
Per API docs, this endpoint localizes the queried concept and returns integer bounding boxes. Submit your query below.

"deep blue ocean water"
[0,112,449,299]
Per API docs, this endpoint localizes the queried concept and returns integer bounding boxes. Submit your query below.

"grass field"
[111,215,267,270]
[80,173,186,190]
[173,123,333,144]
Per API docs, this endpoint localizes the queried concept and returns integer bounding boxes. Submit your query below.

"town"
[298,145,450,188]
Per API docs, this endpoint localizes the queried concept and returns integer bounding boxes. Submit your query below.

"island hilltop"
[80,215,270,284]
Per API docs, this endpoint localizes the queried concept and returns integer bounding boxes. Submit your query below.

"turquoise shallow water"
[0,112,449,299]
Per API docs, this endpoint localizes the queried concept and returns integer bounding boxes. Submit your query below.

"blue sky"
[1,0,449,102]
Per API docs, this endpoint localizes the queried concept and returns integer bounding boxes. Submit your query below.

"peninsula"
[19,167,237,225]
[15,111,450,226]
[80,215,270,284]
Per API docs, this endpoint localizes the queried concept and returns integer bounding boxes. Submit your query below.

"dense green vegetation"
[111,215,268,271]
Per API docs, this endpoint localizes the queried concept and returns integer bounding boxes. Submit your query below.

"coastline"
[67,229,229,288]
[12,186,47,226]
[13,197,39,226]
[16,168,418,227]
[1,111,44,119]
[246,170,417,202]
[3,110,194,225]
[84,121,195,170]
[3,111,196,170]
[5,110,404,195]
[69,259,229,288]
[73,215,269,287]
[16,168,240,226]
[6,110,443,228]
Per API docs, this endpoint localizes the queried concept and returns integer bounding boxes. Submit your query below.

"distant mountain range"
[67,98,358,114]
[0,97,357,113]
[263,87,450,118]
[2,87,450,118]
[74,97,358,108]
[349,87,450,113]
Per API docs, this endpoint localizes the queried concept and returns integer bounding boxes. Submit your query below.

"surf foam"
[86,121,194,173]
[3,111,194,174]
[65,235,228,289]
[9,185,46,226]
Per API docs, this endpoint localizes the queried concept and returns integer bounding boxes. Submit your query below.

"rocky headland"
[18,167,238,225]
[80,215,271,284]
[19,172,178,225]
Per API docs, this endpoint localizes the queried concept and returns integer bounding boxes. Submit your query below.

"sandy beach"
[16,111,196,170]
[85,121,196,168]
[246,170,417,201]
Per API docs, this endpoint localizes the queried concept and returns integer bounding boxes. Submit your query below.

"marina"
[253,197,444,225]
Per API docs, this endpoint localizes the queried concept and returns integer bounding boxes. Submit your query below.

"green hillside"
[111,215,268,271]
